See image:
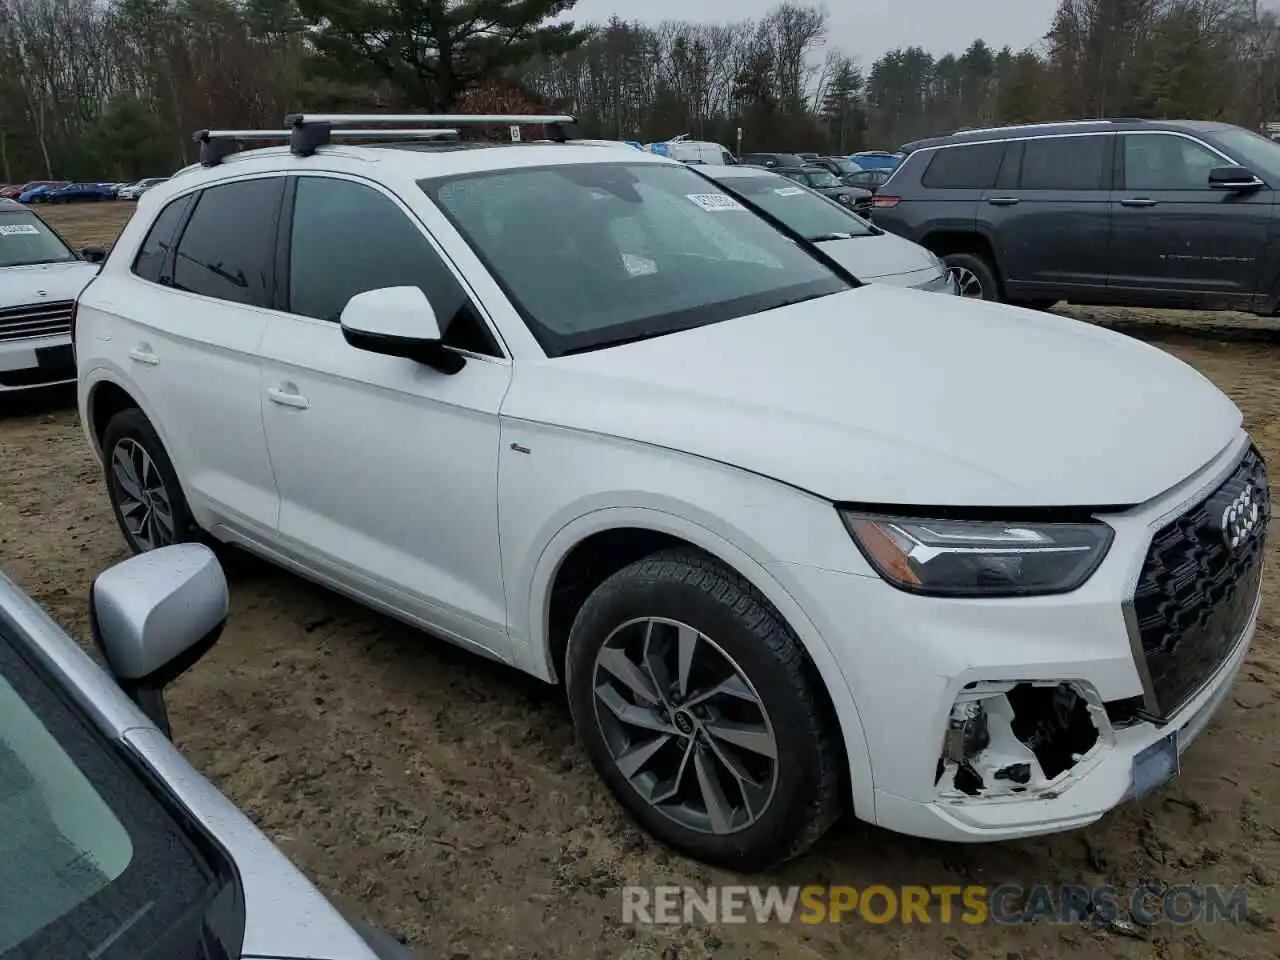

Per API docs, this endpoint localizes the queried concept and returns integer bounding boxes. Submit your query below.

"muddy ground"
[2,202,1278,959]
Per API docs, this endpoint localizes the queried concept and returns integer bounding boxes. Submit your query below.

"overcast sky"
[568,0,1056,66]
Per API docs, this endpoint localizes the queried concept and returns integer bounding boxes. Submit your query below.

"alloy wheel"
[590,617,779,835]
[948,265,984,298]
[110,437,175,551]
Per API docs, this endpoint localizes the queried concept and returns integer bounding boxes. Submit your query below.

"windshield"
[423,162,848,356]
[0,211,74,267]
[802,170,843,189]
[1213,127,1280,176]
[826,158,859,175]
[714,175,874,239]
[0,622,234,959]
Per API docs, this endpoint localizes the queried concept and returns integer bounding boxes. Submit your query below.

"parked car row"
[57,111,1265,881]
[0,176,169,204]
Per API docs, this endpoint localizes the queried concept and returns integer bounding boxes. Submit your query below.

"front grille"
[1131,447,1270,718]
[853,199,873,218]
[0,300,74,343]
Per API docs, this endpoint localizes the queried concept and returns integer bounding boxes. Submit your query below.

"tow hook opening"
[937,681,1106,799]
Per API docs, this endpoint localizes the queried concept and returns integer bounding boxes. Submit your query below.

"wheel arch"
[81,369,197,516]
[525,505,875,820]
[919,229,1005,277]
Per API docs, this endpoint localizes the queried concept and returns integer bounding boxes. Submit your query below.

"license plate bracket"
[1130,731,1180,801]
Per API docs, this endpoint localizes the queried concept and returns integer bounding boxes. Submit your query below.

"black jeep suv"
[871,119,1280,313]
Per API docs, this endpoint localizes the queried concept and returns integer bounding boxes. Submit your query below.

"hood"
[818,232,938,283]
[0,260,98,305]
[503,287,1241,506]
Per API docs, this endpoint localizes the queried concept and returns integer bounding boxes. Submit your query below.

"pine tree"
[295,0,590,111]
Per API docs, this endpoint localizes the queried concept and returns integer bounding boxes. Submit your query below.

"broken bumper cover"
[773,434,1264,844]
[782,556,1258,843]
[898,611,1253,841]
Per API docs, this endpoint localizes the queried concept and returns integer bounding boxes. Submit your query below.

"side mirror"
[1208,165,1264,191]
[90,543,228,738]
[339,286,464,374]
[81,246,106,263]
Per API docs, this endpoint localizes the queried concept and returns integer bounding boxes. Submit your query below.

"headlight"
[839,511,1114,597]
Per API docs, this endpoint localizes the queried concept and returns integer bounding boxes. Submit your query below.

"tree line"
[2,0,1280,183]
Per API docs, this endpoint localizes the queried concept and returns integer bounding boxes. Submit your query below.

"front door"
[257,174,513,658]
[1108,131,1273,308]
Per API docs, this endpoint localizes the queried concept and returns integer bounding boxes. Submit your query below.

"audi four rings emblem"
[1221,484,1262,551]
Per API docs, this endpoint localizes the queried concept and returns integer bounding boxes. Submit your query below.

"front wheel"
[102,407,199,554]
[943,251,1002,301]
[565,549,843,870]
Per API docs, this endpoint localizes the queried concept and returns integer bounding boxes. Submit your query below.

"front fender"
[519,502,876,821]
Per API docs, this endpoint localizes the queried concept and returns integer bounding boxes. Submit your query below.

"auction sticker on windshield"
[686,193,745,212]
[0,224,39,236]
[774,187,806,197]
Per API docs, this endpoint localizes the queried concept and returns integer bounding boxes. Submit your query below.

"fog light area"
[936,681,1106,799]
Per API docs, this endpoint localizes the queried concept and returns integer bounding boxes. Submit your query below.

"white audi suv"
[73,114,1270,869]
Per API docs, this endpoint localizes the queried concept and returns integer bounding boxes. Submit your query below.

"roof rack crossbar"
[284,112,579,142]
[192,127,462,166]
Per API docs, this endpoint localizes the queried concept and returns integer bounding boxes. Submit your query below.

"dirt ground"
[3,202,1278,959]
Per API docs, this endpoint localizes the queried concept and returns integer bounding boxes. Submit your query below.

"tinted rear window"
[920,143,1005,188]
[1019,135,1109,190]
[132,195,194,285]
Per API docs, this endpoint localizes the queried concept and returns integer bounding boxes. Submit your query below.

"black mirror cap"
[81,245,107,263]
[1208,165,1264,190]
[341,324,465,375]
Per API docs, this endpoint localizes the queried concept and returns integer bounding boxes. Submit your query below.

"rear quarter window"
[131,194,195,285]
[920,142,1006,189]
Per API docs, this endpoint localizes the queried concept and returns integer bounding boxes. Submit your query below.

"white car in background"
[0,199,102,393]
[695,164,955,293]
[117,177,169,200]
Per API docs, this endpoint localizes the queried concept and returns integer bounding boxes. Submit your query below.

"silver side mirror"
[91,543,228,737]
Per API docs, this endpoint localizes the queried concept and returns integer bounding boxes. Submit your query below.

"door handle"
[267,385,310,409]
[127,346,159,365]
[1120,198,1159,207]
[987,197,1020,206]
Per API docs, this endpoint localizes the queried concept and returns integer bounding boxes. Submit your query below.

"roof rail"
[193,110,578,166]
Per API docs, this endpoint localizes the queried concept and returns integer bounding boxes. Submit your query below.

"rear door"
[980,133,1113,298]
[1108,131,1273,308]
[116,178,283,534]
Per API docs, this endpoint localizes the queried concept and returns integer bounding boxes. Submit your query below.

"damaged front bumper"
[773,434,1264,844]
[916,614,1254,840]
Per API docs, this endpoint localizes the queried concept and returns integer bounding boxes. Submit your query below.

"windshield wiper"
[560,326,696,355]
[805,232,856,242]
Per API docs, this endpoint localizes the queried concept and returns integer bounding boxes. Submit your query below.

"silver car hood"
[816,231,939,283]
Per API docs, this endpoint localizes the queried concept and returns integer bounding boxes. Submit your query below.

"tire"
[944,251,1002,301]
[101,407,200,554]
[565,548,842,871]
